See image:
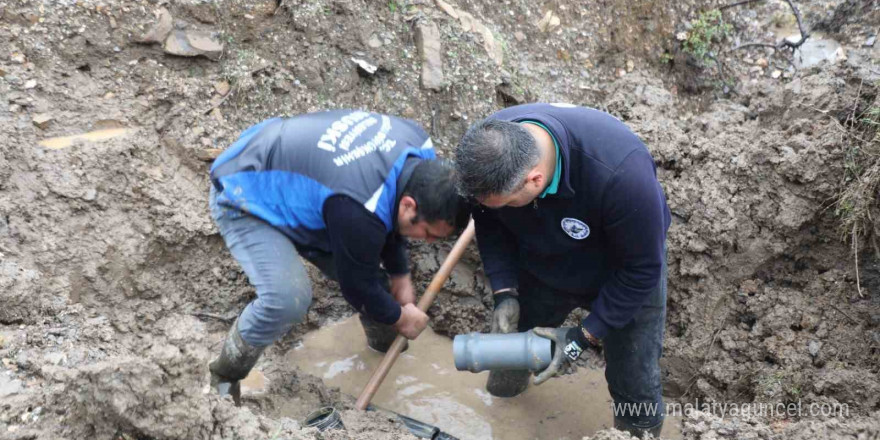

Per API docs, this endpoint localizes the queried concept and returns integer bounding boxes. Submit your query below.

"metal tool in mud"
[367,404,460,440]
[354,219,476,410]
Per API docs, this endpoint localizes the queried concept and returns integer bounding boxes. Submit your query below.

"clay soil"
[1,0,879,439]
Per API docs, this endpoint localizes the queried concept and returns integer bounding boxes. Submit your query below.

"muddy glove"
[491,289,520,334]
[532,325,599,385]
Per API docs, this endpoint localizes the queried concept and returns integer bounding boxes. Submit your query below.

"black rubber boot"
[486,369,530,397]
[359,313,408,353]
[209,320,265,406]
[614,417,664,439]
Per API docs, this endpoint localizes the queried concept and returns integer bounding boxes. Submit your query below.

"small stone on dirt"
[32,113,53,129]
[351,58,378,76]
[808,340,821,357]
[514,31,526,42]
[415,22,444,91]
[24,79,37,89]
[434,0,458,19]
[0,374,23,398]
[834,46,847,63]
[676,31,688,41]
[213,80,231,96]
[163,29,224,60]
[771,69,782,79]
[367,34,382,48]
[865,35,876,47]
[138,7,173,44]
[756,58,769,68]
[537,10,561,33]
[11,53,26,64]
[626,60,634,72]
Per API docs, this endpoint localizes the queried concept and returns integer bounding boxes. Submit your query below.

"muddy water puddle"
[258,316,681,440]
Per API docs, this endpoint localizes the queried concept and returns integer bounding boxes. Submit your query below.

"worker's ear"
[525,169,545,191]
[399,195,418,219]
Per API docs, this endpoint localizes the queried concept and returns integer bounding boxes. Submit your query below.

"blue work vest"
[210,110,436,251]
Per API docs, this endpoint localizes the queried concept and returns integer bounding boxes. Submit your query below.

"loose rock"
[537,10,561,33]
[163,29,225,60]
[434,0,458,19]
[138,8,173,44]
[0,374,23,398]
[367,34,382,48]
[214,80,231,97]
[415,21,444,91]
[351,57,378,76]
[32,113,53,129]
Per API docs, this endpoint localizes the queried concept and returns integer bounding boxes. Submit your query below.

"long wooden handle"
[355,219,476,410]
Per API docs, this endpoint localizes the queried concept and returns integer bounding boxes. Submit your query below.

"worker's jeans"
[210,188,396,348]
[517,252,668,430]
[210,188,314,347]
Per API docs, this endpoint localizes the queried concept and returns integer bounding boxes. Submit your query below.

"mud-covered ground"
[1,0,879,439]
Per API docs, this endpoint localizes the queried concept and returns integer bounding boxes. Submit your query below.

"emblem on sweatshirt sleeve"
[561,217,590,240]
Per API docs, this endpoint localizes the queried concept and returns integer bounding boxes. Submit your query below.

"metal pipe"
[453,330,552,373]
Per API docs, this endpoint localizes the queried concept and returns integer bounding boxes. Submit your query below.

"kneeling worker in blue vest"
[208,110,471,404]
[454,103,671,438]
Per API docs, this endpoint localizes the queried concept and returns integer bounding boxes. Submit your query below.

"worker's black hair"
[402,159,472,233]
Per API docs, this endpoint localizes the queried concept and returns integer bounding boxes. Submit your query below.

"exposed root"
[726,0,810,67]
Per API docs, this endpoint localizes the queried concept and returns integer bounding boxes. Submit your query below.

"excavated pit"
[1,0,879,439]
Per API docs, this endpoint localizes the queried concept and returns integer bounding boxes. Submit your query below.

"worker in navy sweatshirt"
[454,103,670,437]
[208,110,471,405]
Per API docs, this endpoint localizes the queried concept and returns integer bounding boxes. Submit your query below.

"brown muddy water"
[242,316,682,440]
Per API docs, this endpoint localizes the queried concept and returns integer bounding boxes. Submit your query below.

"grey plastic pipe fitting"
[453,330,552,373]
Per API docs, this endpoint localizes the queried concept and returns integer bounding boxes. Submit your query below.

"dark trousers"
[517,253,667,429]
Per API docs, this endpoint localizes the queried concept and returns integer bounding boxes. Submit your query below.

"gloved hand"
[491,289,520,334]
[532,325,599,385]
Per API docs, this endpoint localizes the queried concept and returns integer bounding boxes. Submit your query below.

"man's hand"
[390,274,416,305]
[491,289,520,334]
[393,303,429,339]
[532,326,598,385]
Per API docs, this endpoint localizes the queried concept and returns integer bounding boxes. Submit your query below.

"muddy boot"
[614,417,663,439]
[486,369,530,397]
[359,313,408,353]
[209,320,265,406]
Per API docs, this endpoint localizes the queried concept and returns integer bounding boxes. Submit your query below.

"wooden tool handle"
[355,219,476,410]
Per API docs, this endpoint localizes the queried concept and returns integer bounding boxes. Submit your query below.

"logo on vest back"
[561,218,590,240]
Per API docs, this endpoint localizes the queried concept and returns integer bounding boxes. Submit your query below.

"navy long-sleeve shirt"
[473,103,671,339]
[323,195,408,325]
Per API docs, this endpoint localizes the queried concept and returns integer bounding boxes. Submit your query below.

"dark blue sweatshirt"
[473,103,671,339]
[210,111,435,325]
